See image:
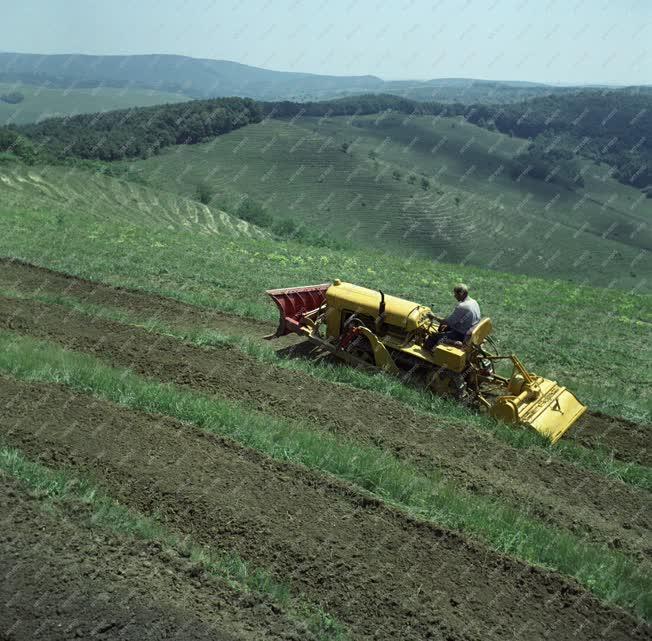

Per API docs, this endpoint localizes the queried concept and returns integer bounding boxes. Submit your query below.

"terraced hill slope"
[0,163,267,239]
[0,258,649,640]
[124,114,652,291]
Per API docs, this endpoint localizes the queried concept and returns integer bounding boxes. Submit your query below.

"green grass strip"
[0,329,649,620]
[219,335,652,491]
[2,286,649,491]
[0,444,349,641]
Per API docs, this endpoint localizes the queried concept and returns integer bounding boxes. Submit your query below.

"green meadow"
[121,114,652,291]
[0,163,649,422]
[0,82,187,125]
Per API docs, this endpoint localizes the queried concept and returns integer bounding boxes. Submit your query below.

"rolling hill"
[0,158,649,423]
[0,127,650,640]
[121,113,652,291]
[1,51,628,105]
[6,89,650,290]
[0,162,267,240]
[0,52,382,101]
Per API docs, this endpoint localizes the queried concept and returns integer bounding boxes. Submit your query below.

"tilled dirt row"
[0,257,647,463]
[2,377,648,641]
[0,256,267,336]
[0,476,307,641]
[0,293,649,561]
[568,411,650,466]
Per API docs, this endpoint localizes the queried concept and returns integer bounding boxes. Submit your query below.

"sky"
[2,0,651,85]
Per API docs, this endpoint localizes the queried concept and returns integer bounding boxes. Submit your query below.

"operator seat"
[464,318,493,348]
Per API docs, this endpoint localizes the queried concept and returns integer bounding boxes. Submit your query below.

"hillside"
[0,162,649,422]
[382,77,592,103]
[0,162,267,239]
[9,95,262,160]
[0,81,187,125]
[0,52,383,101]
[122,114,652,291]
[0,156,650,639]
[483,90,652,191]
[6,91,651,289]
[10,87,652,194]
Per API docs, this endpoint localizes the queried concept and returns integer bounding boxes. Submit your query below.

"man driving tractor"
[426,283,481,348]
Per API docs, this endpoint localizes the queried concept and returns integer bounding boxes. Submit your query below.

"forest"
[2,96,262,161]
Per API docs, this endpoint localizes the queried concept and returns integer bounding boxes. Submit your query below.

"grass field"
[0,155,650,638]
[121,114,652,291]
[0,81,187,125]
[0,164,649,421]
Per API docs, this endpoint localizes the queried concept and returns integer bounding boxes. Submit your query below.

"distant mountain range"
[3,51,646,103]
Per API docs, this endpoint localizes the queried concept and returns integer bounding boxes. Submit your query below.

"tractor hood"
[326,280,430,332]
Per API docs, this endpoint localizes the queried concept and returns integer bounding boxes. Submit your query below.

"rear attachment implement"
[481,355,586,443]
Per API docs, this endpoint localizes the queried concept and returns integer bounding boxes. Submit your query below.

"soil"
[569,411,651,467]
[0,476,310,641]
[0,256,268,336]
[2,377,648,641]
[0,291,649,562]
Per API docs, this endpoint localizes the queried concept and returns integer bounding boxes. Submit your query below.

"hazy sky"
[3,0,651,84]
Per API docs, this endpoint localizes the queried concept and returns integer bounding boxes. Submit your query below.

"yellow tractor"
[266,279,587,443]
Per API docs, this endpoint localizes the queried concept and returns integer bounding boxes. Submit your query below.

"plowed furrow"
[567,411,650,466]
[0,293,649,561]
[0,257,267,336]
[0,475,300,641]
[2,377,647,641]
[0,257,646,465]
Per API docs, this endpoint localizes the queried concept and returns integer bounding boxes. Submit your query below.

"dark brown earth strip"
[0,257,647,464]
[0,294,649,562]
[1,377,647,641]
[568,411,651,467]
[0,256,268,336]
[0,476,307,641]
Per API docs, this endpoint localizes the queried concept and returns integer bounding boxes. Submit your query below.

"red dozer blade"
[265,283,330,338]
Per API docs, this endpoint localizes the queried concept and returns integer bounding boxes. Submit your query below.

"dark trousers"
[425,329,465,350]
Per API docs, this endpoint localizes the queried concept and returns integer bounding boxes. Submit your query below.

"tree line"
[2,89,650,192]
[481,91,652,191]
[259,91,652,192]
[1,96,262,162]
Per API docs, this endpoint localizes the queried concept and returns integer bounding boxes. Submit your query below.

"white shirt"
[445,297,481,333]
